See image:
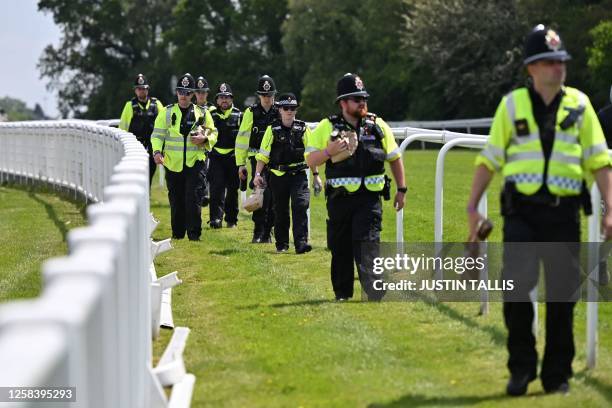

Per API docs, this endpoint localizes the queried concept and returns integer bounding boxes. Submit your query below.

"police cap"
[215,83,233,98]
[523,24,571,65]
[133,73,149,89]
[195,76,209,92]
[256,75,277,96]
[176,73,195,91]
[276,93,299,107]
[336,73,369,102]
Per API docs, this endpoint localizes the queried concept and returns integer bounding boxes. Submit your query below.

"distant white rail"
[0,121,194,407]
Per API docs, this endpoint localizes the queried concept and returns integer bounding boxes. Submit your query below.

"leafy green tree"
[587,20,612,106]
[282,0,412,121]
[38,0,178,118]
[0,97,47,121]
[165,0,289,109]
[406,0,526,119]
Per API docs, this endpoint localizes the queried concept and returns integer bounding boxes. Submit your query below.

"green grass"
[0,184,86,301]
[1,151,611,407]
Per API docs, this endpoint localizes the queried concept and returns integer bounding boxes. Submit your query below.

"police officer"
[466,25,612,395]
[208,83,242,228]
[195,76,211,110]
[305,73,406,300]
[254,93,318,253]
[151,73,217,241]
[235,75,279,243]
[195,75,212,207]
[119,73,164,185]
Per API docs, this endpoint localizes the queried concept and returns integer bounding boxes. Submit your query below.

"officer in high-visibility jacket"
[195,75,212,207]
[235,75,279,243]
[305,73,406,301]
[254,93,319,253]
[119,73,164,185]
[467,25,612,396]
[151,73,217,241]
[208,83,242,229]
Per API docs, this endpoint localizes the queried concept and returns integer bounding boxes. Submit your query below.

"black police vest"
[325,113,386,180]
[211,107,242,149]
[269,119,307,167]
[128,97,158,140]
[249,104,279,150]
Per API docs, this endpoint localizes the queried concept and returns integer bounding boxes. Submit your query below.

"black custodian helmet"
[215,82,233,98]
[133,73,149,89]
[176,73,195,91]
[523,24,571,65]
[256,75,276,95]
[276,93,299,107]
[195,76,209,92]
[336,73,369,102]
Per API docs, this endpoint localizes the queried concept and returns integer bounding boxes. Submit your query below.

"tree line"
[38,0,612,121]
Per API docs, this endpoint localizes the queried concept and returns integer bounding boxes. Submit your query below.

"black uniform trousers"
[165,160,204,240]
[269,170,310,250]
[501,199,580,390]
[137,139,157,186]
[249,156,275,238]
[326,191,382,300]
[209,152,239,224]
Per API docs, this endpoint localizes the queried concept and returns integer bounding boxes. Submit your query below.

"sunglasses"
[177,89,194,96]
[281,106,297,111]
[347,96,368,103]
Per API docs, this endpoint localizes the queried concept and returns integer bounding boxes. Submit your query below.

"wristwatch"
[312,172,319,176]
[397,186,407,194]
[255,172,261,176]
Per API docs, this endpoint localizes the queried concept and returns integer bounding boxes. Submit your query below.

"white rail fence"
[0,120,194,407]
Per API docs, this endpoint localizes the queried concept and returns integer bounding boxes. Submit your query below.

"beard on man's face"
[347,104,368,119]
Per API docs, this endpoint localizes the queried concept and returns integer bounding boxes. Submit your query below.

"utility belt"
[501,181,591,216]
[270,162,308,174]
[325,175,391,200]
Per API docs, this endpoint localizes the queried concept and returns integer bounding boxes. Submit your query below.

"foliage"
[0,97,48,121]
[587,20,612,104]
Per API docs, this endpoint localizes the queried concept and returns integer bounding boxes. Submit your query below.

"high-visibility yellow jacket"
[305,113,401,193]
[235,104,278,166]
[151,104,217,172]
[477,86,610,196]
[118,97,164,137]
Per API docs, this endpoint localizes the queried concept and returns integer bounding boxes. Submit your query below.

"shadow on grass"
[575,369,612,403]
[236,299,335,310]
[368,392,510,407]
[209,248,243,256]
[408,290,507,347]
[28,191,69,242]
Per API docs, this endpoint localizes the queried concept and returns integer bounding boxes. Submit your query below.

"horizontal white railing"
[0,121,193,407]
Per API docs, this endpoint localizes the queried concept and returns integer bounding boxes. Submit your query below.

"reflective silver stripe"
[235,143,249,150]
[166,108,172,127]
[328,177,362,187]
[164,146,186,151]
[364,175,385,185]
[505,93,516,124]
[506,151,543,163]
[153,127,168,135]
[258,148,270,157]
[248,147,258,153]
[237,130,250,137]
[509,133,539,146]
[480,148,502,171]
[151,135,164,141]
[555,132,578,145]
[550,151,581,166]
[547,175,582,192]
[305,146,319,153]
[577,91,587,129]
[583,143,608,160]
[161,146,201,152]
[165,135,184,143]
[386,147,401,160]
[484,144,505,157]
